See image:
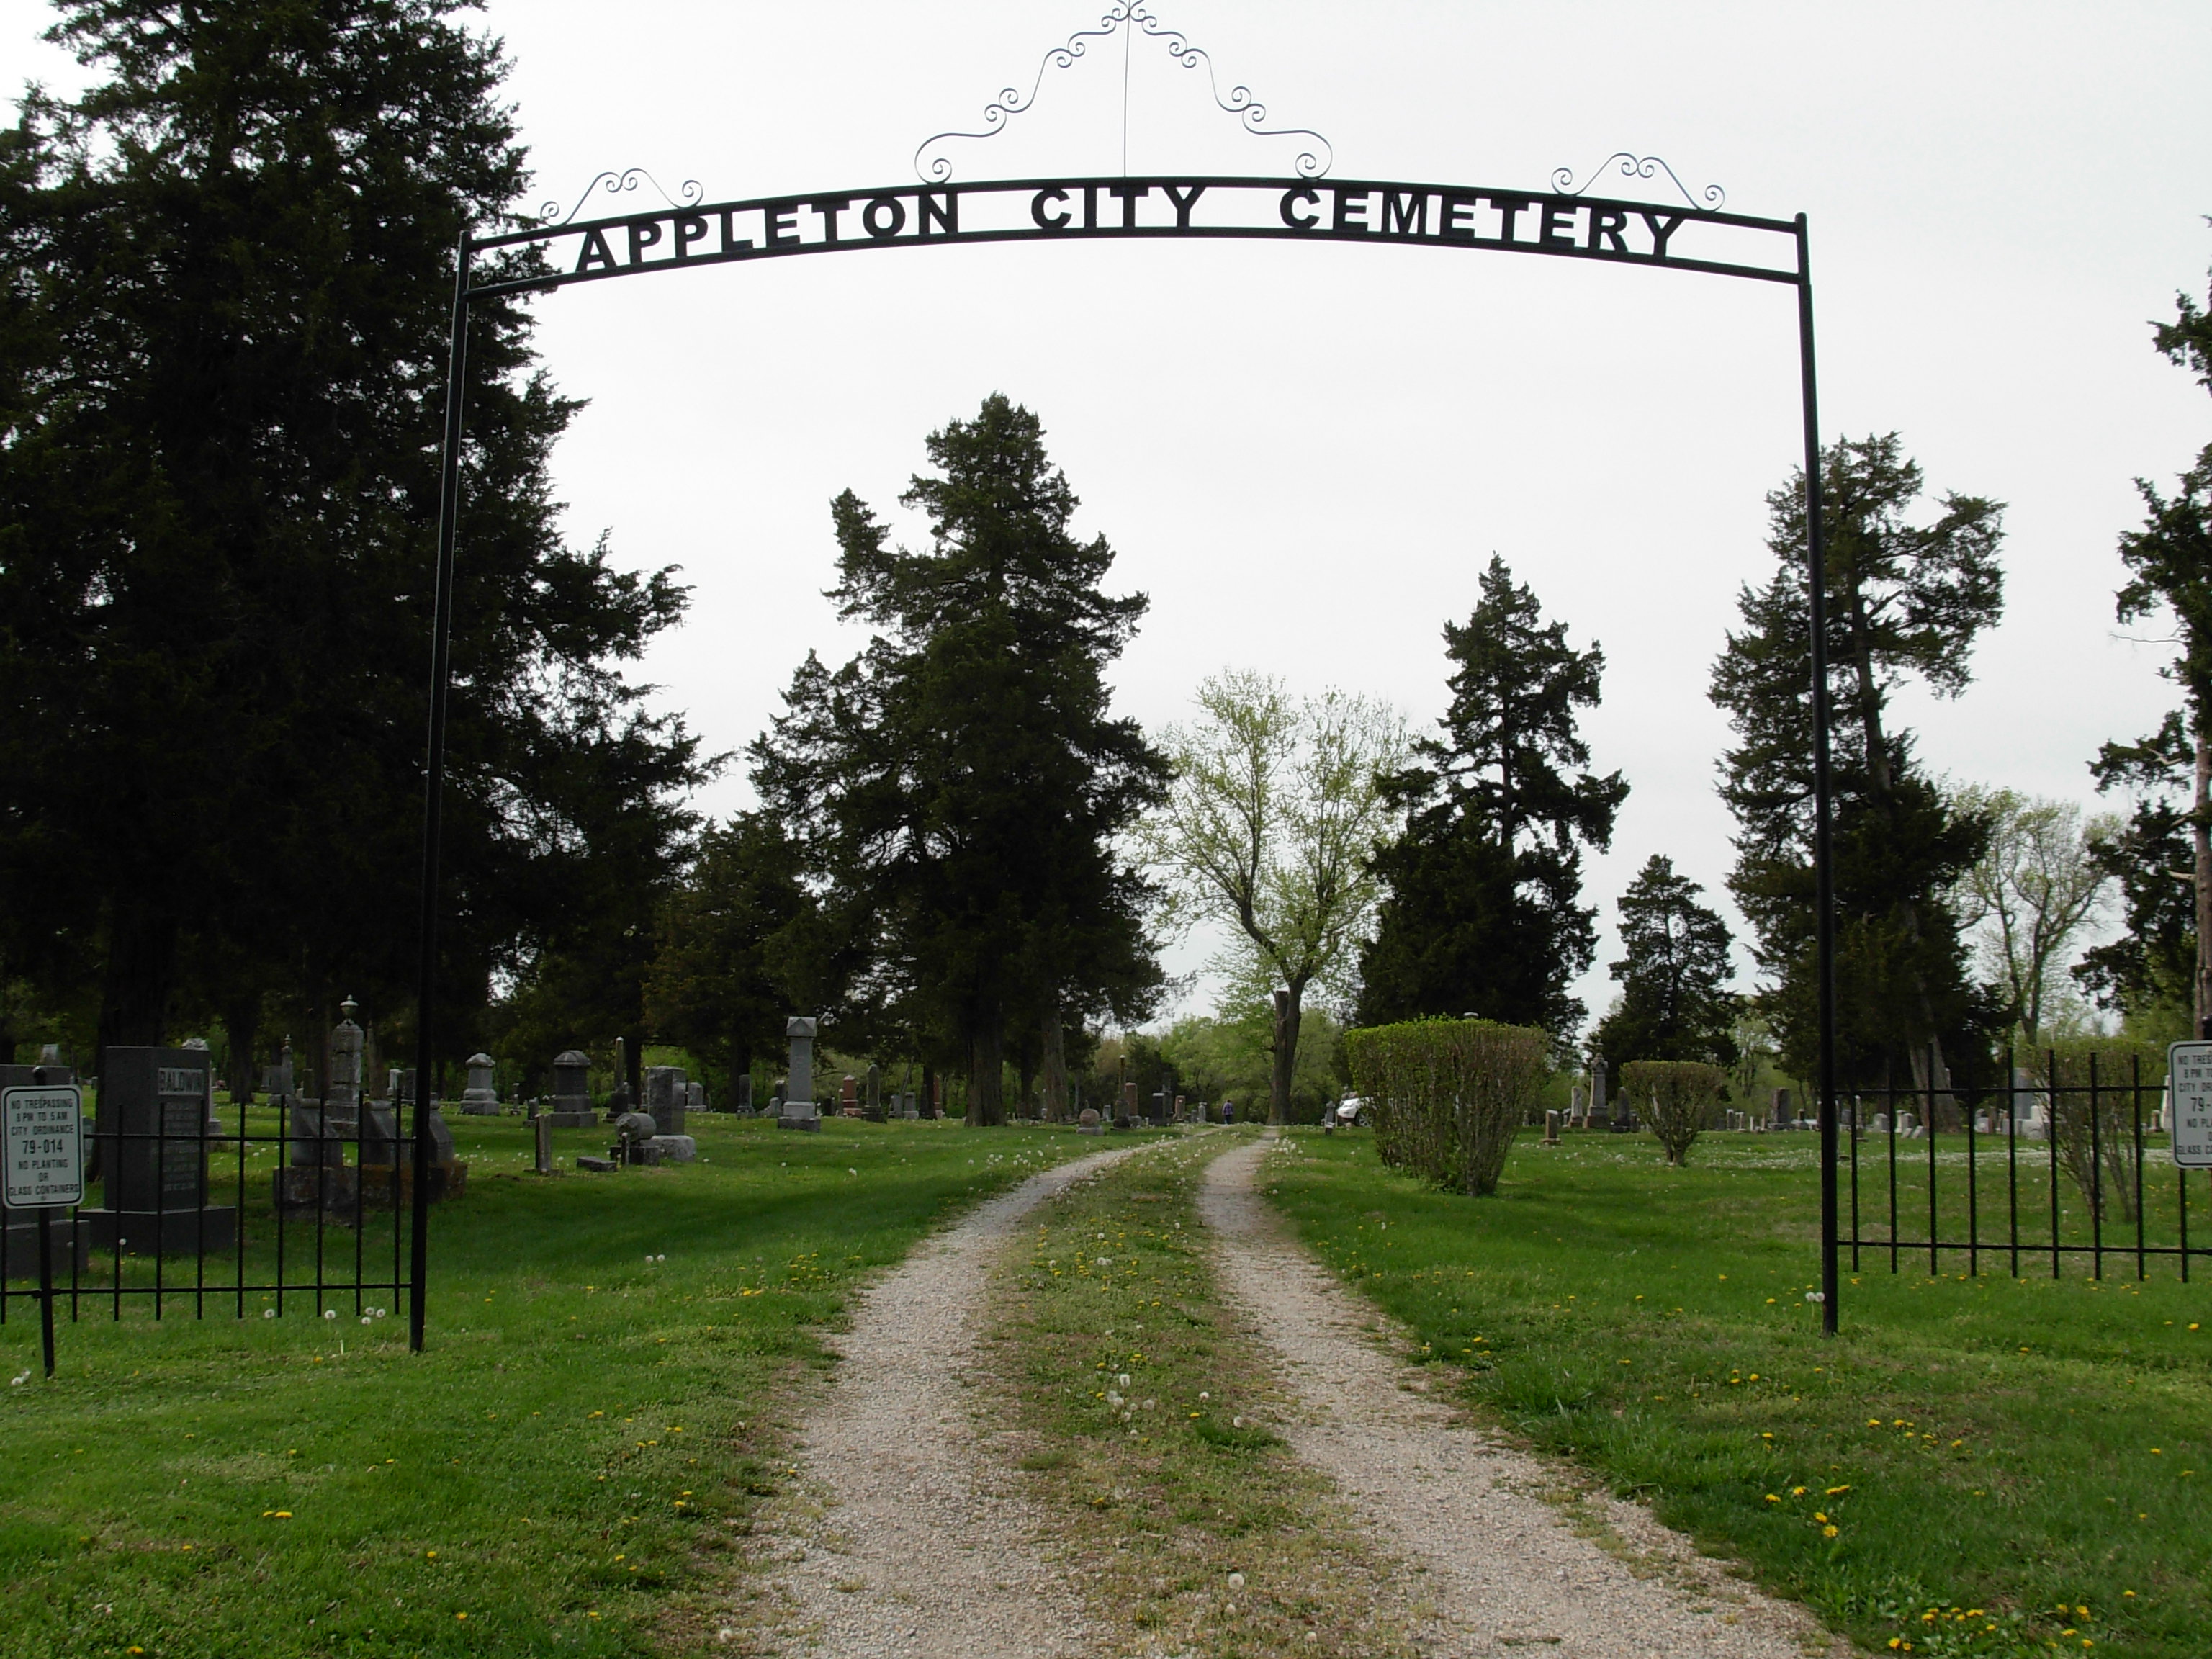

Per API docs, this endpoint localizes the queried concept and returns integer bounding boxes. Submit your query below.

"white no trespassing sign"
[3,1084,84,1209]
[2166,1043,2212,1170]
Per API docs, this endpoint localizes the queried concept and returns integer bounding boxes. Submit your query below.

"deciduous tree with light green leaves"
[1948,787,2114,1049]
[1144,670,1403,1125]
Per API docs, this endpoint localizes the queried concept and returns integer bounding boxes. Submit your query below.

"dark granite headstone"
[544,1049,597,1128]
[82,1046,236,1255]
[644,1065,688,1136]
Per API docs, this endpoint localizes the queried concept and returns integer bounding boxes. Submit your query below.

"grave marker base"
[80,1205,237,1256]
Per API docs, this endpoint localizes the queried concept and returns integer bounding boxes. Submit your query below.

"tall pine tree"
[1358,556,1626,1036]
[1591,855,1740,1069]
[1710,434,2003,1090]
[750,395,1166,1125]
[0,1,701,1069]
[2080,256,2212,1037]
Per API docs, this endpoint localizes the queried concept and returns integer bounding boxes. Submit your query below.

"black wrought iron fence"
[1,1091,421,1326]
[1838,1048,2208,1281]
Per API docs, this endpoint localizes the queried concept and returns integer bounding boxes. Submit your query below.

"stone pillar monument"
[327,998,365,1130]
[545,1050,598,1128]
[1588,1051,1609,1132]
[460,1052,500,1116]
[780,1017,821,1132]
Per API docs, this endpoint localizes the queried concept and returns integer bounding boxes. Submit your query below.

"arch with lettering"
[403,169,1844,1347]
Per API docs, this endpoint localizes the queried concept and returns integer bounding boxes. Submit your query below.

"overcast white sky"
[9,1,2211,1033]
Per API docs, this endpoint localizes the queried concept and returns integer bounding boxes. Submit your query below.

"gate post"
[410,230,473,1354]
[1796,214,1839,1336]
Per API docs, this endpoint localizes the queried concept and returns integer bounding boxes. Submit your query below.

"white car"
[1331,1096,1370,1127]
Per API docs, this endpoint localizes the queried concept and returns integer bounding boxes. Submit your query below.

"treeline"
[6,8,2206,1126]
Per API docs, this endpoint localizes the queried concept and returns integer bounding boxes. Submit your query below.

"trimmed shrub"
[2036,1040,2166,1226]
[1621,1059,1727,1166]
[1344,1017,1550,1195]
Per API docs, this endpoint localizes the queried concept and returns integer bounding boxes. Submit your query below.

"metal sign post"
[4,1080,84,1378]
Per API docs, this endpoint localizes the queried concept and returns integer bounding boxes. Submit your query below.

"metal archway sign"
[406,163,1842,1349]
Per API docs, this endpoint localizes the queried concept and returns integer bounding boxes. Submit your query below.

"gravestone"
[460,1052,500,1116]
[898,1089,919,1120]
[81,1047,236,1255]
[274,1089,359,1216]
[1588,1053,1608,1129]
[644,1065,688,1136]
[611,1110,662,1165]
[534,1112,553,1175]
[1770,1088,1791,1130]
[261,1041,295,1105]
[840,1074,860,1118]
[1078,1107,1102,1136]
[179,1037,223,1132]
[607,1037,631,1123]
[325,999,366,1132]
[1544,1109,1561,1145]
[1569,1084,1586,1125]
[779,1017,821,1132]
[737,1074,755,1115]
[865,1064,884,1123]
[1173,1094,1186,1123]
[687,1081,706,1117]
[359,1099,467,1205]
[544,1050,598,1128]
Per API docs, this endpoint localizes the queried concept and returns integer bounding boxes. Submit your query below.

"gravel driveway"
[1199,1133,1843,1659]
[740,1143,1144,1658]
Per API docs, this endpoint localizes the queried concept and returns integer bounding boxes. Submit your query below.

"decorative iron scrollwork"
[1551,153,1724,212]
[914,1,1332,183]
[540,168,706,228]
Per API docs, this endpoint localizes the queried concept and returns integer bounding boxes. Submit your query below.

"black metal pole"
[409,231,472,1354]
[37,1206,55,1379]
[1798,214,1839,1336]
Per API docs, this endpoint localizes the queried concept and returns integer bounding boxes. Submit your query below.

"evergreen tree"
[1709,434,2004,1088]
[2081,258,2212,1036]
[642,811,817,1101]
[0,1,700,1065]
[1358,556,1626,1035]
[750,395,1167,1125]
[1592,855,1740,1069]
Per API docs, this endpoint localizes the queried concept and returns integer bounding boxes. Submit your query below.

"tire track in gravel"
[1198,1134,1845,1659]
[736,1142,1147,1658]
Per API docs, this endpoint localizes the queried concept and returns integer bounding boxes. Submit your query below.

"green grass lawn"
[1264,1126,2212,1659]
[0,1112,1107,1659]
